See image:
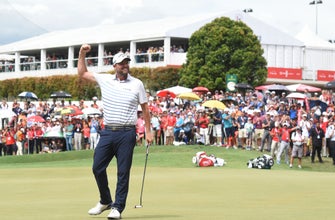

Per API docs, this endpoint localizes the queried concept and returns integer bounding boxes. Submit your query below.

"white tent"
[295,25,335,49]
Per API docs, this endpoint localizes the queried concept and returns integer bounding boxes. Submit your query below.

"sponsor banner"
[226,74,237,91]
[267,67,302,80]
[317,70,335,81]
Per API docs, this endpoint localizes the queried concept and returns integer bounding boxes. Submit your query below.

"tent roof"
[295,25,335,49]
[224,11,304,47]
[0,11,304,54]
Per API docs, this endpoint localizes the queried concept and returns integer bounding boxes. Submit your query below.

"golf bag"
[192,151,226,167]
[247,154,274,169]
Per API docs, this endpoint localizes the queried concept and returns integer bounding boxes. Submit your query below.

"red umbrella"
[286,84,321,92]
[27,115,45,123]
[255,84,288,91]
[156,90,176,98]
[192,86,209,93]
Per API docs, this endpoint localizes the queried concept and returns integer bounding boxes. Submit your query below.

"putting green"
[1,166,334,220]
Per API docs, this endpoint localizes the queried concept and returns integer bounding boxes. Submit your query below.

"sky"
[0,0,334,45]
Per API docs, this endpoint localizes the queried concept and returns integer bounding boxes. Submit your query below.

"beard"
[116,70,128,80]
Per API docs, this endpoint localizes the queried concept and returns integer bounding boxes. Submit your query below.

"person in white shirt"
[290,127,304,168]
[326,120,335,165]
[299,114,311,156]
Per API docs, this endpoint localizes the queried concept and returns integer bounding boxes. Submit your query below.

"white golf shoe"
[88,202,111,215]
[107,208,121,219]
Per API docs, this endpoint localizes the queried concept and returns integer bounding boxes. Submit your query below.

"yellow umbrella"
[177,92,201,101]
[202,100,226,110]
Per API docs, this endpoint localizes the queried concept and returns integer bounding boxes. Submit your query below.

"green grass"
[0,145,334,220]
[1,145,334,171]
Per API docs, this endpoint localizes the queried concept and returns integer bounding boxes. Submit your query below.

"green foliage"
[179,16,267,91]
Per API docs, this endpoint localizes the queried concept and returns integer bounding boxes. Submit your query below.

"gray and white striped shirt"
[94,72,147,126]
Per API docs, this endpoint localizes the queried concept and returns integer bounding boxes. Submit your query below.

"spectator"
[326,120,335,165]
[3,127,16,155]
[89,116,99,149]
[64,119,74,151]
[174,112,184,142]
[166,111,176,145]
[222,108,235,149]
[82,121,90,150]
[290,127,304,168]
[35,124,44,153]
[276,122,295,165]
[183,112,195,144]
[244,117,254,150]
[299,114,311,156]
[159,111,168,145]
[270,121,281,158]
[212,108,222,146]
[151,111,161,145]
[253,109,263,149]
[73,119,83,150]
[196,111,210,145]
[237,110,248,148]
[136,113,146,146]
[260,112,273,152]
[310,121,325,163]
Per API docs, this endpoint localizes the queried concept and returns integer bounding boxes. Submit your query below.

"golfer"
[78,44,153,219]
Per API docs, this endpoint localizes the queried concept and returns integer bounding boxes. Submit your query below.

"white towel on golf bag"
[247,154,274,169]
[192,151,226,167]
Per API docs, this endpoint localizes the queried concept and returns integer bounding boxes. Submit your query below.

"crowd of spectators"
[0,60,15,72]
[138,88,335,168]
[0,98,103,156]
[2,87,334,169]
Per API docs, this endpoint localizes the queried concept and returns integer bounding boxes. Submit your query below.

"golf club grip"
[145,143,150,154]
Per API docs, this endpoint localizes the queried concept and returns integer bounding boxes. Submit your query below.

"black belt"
[105,125,135,131]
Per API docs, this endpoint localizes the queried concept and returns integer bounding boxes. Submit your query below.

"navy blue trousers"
[92,128,136,213]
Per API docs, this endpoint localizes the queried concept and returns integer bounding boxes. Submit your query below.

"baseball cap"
[113,53,131,65]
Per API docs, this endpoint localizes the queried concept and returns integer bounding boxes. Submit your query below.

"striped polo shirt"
[93,72,147,126]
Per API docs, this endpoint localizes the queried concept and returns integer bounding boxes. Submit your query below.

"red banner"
[317,70,335,81]
[267,67,302,80]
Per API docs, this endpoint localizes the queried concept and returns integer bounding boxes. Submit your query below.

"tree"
[179,16,268,91]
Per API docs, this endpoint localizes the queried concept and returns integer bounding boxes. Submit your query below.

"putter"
[135,143,150,208]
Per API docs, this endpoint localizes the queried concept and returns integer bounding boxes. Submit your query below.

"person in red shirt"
[26,127,35,154]
[196,111,210,145]
[270,121,281,158]
[3,127,17,155]
[35,125,44,154]
[276,122,298,164]
[82,121,91,150]
[159,111,168,145]
[136,113,146,146]
[166,112,176,145]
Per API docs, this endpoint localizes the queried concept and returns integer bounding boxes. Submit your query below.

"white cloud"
[10,3,49,15]
[0,0,334,45]
[109,0,143,15]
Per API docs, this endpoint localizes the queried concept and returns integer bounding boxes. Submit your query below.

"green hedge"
[0,66,181,101]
